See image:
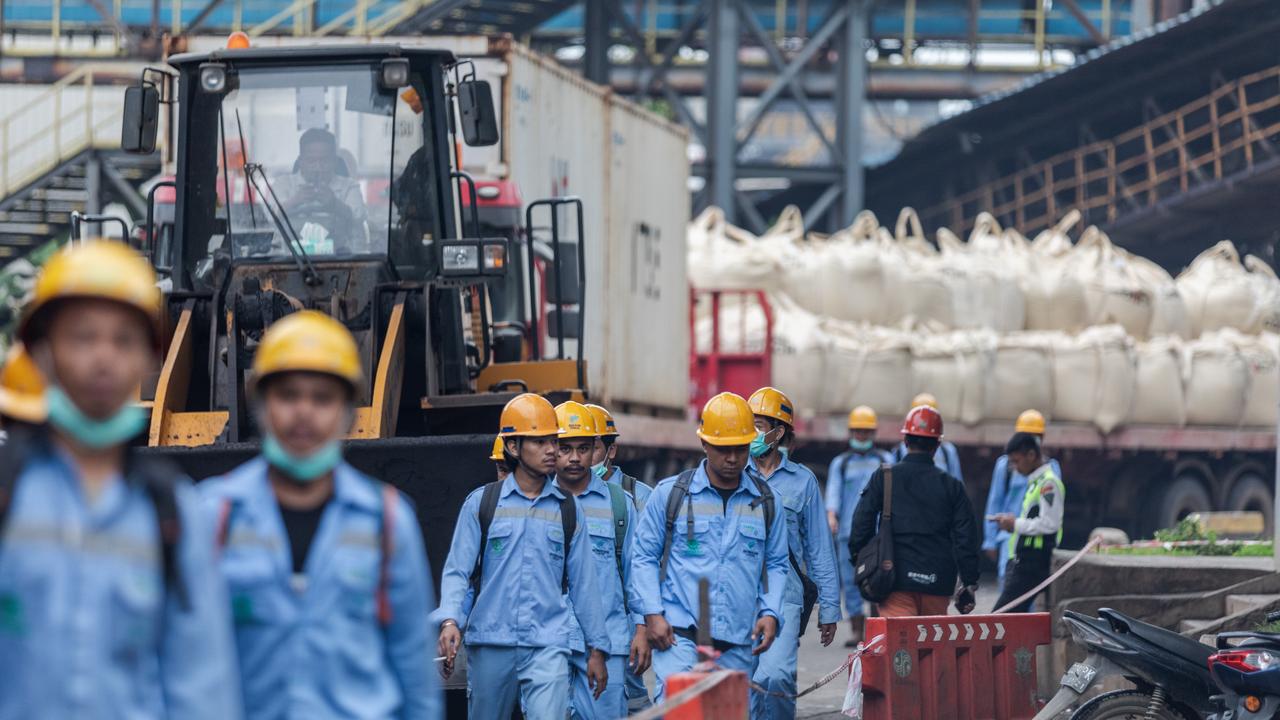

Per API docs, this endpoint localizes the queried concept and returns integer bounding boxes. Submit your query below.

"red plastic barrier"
[664,669,749,719]
[859,613,1051,720]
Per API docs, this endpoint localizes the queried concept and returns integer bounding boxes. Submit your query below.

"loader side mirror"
[122,84,160,154]
[457,80,498,147]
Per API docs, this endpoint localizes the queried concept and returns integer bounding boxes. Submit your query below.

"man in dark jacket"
[849,405,981,617]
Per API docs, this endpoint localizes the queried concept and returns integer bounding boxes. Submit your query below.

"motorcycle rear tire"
[1070,689,1198,720]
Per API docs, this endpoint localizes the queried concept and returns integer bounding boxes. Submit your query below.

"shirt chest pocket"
[678,517,711,558]
[738,521,767,560]
[586,518,616,560]
[333,546,381,619]
[483,520,515,566]
[223,553,282,626]
[110,565,163,658]
[546,524,566,560]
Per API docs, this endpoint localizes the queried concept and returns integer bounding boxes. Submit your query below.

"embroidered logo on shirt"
[0,593,25,636]
[684,538,702,557]
[906,571,937,585]
[489,538,506,555]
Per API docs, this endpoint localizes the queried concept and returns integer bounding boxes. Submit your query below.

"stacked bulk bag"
[957,214,1027,332]
[1131,336,1187,426]
[825,322,913,416]
[1243,255,1280,334]
[986,332,1056,421]
[770,294,831,414]
[1051,325,1136,433]
[1234,330,1280,428]
[1182,329,1249,426]
[1132,254,1190,338]
[824,211,896,325]
[1024,212,1090,332]
[909,329,994,426]
[687,207,781,291]
[1176,241,1280,336]
[1071,227,1155,338]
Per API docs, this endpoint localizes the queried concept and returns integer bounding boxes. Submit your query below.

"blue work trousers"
[837,539,863,617]
[467,645,569,720]
[752,601,803,719]
[568,652,625,720]
[651,635,757,706]
[624,663,652,712]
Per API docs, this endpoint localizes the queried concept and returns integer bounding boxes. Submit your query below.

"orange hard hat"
[901,405,943,439]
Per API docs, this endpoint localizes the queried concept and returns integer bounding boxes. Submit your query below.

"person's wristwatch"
[440,619,458,629]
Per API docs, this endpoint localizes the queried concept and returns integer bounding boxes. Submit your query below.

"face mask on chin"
[45,386,147,450]
[849,438,875,452]
[262,434,342,483]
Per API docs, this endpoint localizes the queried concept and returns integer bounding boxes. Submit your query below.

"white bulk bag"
[824,211,894,325]
[987,332,1056,422]
[1183,330,1248,426]
[1051,325,1135,433]
[692,292,767,355]
[910,329,995,425]
[1024,213,1089,332]
[963,215,1027,332]
[1177,241,1257,337]
[1129,254,1190,339]
[1226,329,1280,428]
[1131,337,1187,426]
[1071,227,1154,338]
[825,323,914,416]
[770,294,831,413]
[887,230,954,329]
[687,206,781,291]
[1244,255,1280,334]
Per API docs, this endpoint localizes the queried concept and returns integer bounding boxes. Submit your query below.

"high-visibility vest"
[1008,467,1066,559]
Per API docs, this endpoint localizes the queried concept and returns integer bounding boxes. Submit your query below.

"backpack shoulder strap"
[215,497,235,551]
[750,474,776,594]
[838,451,854,486]
[606,482,628,576]
[621,473,637,506]
[376,483,398,627]
[0,426,36,547]
[658,469,695,584]
[130,454,190,612]
[881,464,893,520]
[558,492,576,593]
[469,481,503,596]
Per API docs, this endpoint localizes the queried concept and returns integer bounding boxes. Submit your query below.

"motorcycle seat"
[1098,608,1215,667]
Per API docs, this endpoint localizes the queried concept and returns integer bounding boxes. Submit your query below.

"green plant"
[1154,517,1215,543]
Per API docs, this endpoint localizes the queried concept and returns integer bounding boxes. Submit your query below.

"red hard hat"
[901,405,943,438]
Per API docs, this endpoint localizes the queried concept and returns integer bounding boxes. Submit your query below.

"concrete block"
[1089,527,1130,547]
[1226,594,1280,616]
[1187,511,1266,539]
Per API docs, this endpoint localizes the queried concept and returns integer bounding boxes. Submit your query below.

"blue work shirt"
[630,461,789,646]
[893,440,964,484]
[825,449,892,539]
[0,443,241,720]
[435,473,609,652]
[605,466,653,510]
[982,455,1064,552]
[748,454,842,625]
[200,458,439,720]
[555,474,639,656]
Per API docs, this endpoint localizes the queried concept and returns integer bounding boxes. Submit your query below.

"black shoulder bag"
[854,465,895,603]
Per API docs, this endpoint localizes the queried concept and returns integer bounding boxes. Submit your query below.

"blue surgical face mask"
[592,462,609,479]
[262,434,342,483]
[849,438,875,452]
[45,386,147,450]
[749,427,782,459]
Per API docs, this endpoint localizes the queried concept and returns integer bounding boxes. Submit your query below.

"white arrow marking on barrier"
[995,623,1006,641]
[964,624,974,641]
[979,623,990,640]
[917,625,927,642]
[949,625,959,641]
[933,624,943,642]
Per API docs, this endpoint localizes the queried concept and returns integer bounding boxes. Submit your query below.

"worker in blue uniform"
[747,387,841,719]
[200,311,439,720]
[435,393,610,719]
[982,409,1062,587]
[631,392,789,705]
[585,402,653,711]
[553,401,644,719]
[825,405,891,646]
[0,241,240,719]
[892,393,963,483]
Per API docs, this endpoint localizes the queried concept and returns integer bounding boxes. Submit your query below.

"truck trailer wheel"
[1152,476,1212,532]
[1226,473,1274,536]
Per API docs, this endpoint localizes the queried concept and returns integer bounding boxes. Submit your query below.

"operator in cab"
[200,311,439,720]
[273,127,369,252]
[0,241,241,719]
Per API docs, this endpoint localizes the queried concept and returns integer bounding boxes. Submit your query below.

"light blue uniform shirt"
[605,466,653,510]
[894,440,964,484]
[0,444,241,720]
[555,474,639,656]
[200,458,439,720]
[630,461,789,646]
[435,474,609,652]
[982,455,1064,552]
[748,454,842,625]
[825,449,892,539]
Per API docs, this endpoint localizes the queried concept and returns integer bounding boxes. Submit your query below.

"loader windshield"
[194,62,439,267]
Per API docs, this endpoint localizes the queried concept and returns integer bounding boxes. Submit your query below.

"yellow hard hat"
[555,400,599,439]
[747,386,795,427]
[251,310,363,392]
[489,436,505,461]
[500,393,560,437]
[0,344,46,423]
[585,403,618,437]
[848,405,878,430]
[19,240,161,346]
[696,392,757,447]
[911,392,938,410]
[1015,409,1047,435]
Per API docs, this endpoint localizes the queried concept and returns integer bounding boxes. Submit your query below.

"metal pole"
[707,0,739,220]
[84,154,102,239]
[584,0,610,85]
[835,0,868,229]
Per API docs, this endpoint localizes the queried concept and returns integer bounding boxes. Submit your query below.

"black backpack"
[0,426,189,610]
[470,480,577,595]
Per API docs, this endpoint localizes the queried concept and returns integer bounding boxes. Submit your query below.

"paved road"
[795,580,1003,719]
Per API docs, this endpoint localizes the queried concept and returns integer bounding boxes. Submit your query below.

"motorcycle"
[1207,611,1280,719]
[1034,607,1220,720]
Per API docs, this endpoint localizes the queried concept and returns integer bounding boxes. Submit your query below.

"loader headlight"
[199,63,229,93]
[438,239,508,277]
[379,58,411,89]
